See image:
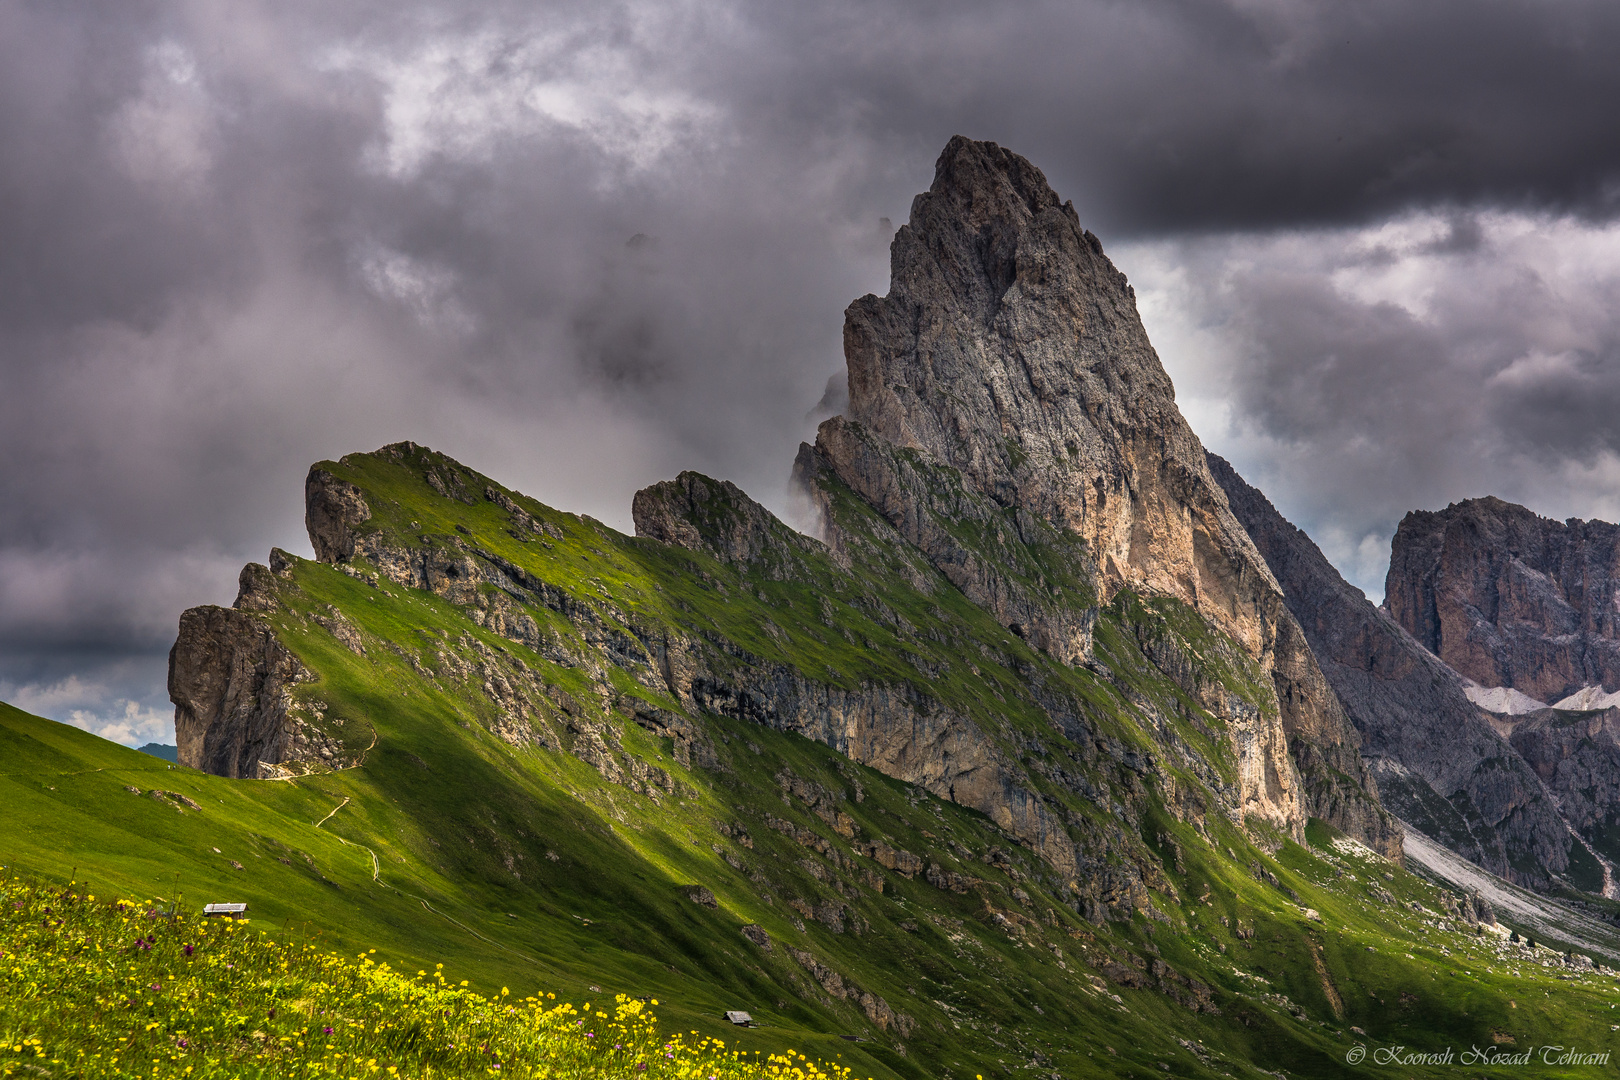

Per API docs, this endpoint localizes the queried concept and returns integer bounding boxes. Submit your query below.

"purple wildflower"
[322,1027,333,1035]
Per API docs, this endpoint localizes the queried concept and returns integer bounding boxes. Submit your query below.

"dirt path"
[313,796,350,829]
[263,721,379,783]
[309,789,517,957]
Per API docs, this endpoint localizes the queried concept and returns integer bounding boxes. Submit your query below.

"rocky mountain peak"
[878,135,1074,324]
[631,471,822,580]
[809,136,1389,848]
[834,138,1262,642]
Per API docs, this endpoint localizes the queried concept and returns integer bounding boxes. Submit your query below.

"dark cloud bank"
[6,0,1620,741]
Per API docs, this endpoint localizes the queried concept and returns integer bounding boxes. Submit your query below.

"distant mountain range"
[1210,458,1617,896]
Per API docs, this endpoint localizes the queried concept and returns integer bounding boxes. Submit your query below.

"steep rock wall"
[1209,455,1569,883]
[169,604,311,779]
[1510,709,1620,869]
[1387,496,1620,703]
[811,137,1381,846]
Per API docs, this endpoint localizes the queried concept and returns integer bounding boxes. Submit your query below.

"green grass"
[11,686,1620,1077]
[0,873,852,1080]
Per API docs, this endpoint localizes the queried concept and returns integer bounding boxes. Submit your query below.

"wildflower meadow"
[1,875,856,1080]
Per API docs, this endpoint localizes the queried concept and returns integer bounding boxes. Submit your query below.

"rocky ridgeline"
[170,138,1399,935]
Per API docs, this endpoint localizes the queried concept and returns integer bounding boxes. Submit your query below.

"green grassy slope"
[11,702,1620,1078]
[7,444,1620,1078]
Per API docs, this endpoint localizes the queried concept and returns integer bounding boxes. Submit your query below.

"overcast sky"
[6,0,1620,746]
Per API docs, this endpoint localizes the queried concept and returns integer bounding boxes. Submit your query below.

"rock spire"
[802,136,1390,849]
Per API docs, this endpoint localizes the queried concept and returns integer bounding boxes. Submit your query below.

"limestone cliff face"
[305,468,371,563]
[1209,455,1567,883]
[168,605,310,779]
[810,136,1380,846]
[672,639,1091,882]
[1387,496,1620,703]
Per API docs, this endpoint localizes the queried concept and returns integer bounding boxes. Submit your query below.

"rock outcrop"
[305,468,372,563]
[1509,708,1620,870]
[632,471,821,580]
[1386,496,1620,703]
[1208,455,1571,885]
[669,624,1088,880]
[803,136,1384,849]
[168,605,311,779]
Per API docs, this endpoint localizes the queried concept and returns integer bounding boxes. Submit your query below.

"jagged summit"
[833,136,1230,615]
[805,136,1394,853]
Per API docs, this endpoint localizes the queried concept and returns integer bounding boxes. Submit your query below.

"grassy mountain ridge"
[7,443,1620,1077]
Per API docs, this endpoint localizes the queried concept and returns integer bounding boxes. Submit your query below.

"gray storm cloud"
[6,0,1620,741]
[1125,211,1620,597]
